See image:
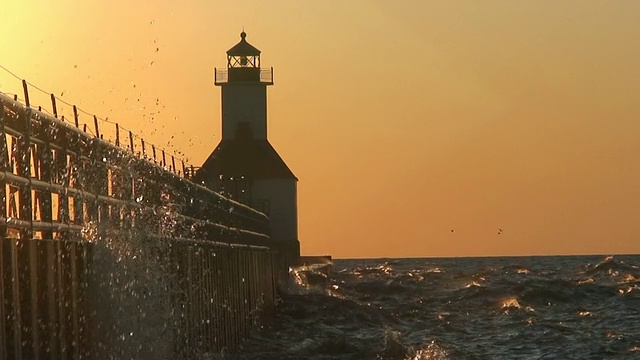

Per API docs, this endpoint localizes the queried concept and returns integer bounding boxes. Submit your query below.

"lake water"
[238,255,640,359]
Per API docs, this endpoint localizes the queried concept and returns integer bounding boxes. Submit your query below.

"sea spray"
[88,225,179,359]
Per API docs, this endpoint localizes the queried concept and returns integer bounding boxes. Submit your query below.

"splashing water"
[90,225,178,359]
[237,255,640,359]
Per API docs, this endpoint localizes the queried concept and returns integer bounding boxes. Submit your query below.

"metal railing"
[214,67,274,85]
[0,91,270,242]
[0,75,285,359]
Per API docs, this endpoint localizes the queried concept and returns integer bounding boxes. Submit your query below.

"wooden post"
[68,243,80,360]
[16,239,36,358]
[78,243,91,359]
[172,156,176,174]
[17,108,33,239]
[73,106,79,128]
[0,103,7,238]
[93,116,100,139]
[162,150,166,168]
[22,80,30,107]
[0,239,6,359]
[58,242,71,359]
[115,124,120,147]
[4,239,23,359]
[44,240,60,360]
[129,131,134,153]
[40,112,53,240]
[152,145,157,163]
[51,94,58,118]
[141,139,146,157]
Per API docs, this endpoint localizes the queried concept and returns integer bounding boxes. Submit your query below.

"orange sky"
[1,1,639,258]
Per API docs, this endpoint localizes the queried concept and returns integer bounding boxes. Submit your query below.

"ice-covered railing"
[0,73,270,244]
[0,64,192,177]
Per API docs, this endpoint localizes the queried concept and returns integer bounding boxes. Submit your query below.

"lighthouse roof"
[195,139,297,181]
[227,31,261,56]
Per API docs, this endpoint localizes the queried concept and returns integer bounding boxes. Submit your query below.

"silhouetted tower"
[195,32,300,261]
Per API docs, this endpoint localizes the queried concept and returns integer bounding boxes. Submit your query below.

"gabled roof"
[227,32,261,56]
[195,139,297,182]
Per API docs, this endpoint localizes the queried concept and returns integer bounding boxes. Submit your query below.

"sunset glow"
[1,1,639,258]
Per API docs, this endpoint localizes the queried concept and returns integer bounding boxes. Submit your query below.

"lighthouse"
[194,32,300,261]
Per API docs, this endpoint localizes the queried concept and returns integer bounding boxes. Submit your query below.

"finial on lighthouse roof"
[227,30,261,56]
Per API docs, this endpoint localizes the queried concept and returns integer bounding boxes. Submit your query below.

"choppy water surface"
[239,255,640,359]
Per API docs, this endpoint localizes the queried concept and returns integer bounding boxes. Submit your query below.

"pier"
[0,85,287,358]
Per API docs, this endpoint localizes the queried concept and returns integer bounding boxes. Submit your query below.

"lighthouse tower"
[194,32,300,260]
